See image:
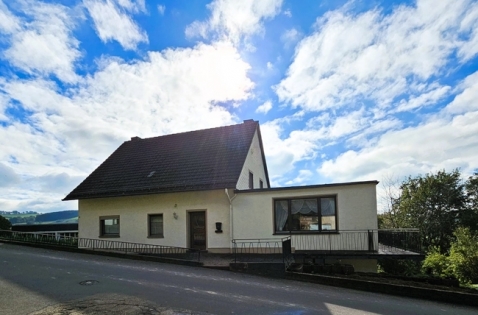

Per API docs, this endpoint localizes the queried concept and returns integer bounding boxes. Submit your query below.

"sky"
[0,0,477,213]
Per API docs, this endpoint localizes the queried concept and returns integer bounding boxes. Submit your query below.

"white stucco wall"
[232,182,378,241]
[78,189,232,251]
[78,181,377,256]
[236,130,269,189]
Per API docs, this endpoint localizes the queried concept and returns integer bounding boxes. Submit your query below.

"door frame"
[187,210,207,250]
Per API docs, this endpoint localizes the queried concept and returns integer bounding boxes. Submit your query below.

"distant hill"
[3,210,78,225]
[35,210,78,223]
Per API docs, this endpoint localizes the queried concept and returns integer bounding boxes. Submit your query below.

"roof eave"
[234,180,380,194]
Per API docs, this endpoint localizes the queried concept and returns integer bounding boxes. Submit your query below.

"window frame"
[273,195,338,234]
[148,213,164,238]
[99,215,120,238]
[249,171,254,189]
[259,179,264,189]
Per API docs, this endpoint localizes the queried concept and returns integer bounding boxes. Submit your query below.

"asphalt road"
[0,243,476,315]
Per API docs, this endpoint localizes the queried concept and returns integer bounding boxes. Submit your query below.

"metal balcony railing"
[291,229,422,254]
[232,237,292,264]
[378,229,422,254]
[0,230,201,262]
[231,229,422,263]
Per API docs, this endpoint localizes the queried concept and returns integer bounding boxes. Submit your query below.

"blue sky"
[1,0,477,213]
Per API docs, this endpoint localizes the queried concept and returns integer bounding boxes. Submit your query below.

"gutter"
[225,188,237,252]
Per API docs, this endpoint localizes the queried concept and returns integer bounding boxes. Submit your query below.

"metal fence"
[232,230,422,263]
[0,230,201,262]
[0,229,78,247]
[378,229,422,254]
[291,229,421,254]
[232,237,291,264]
[77,238,201,261]
[291,230,377,252]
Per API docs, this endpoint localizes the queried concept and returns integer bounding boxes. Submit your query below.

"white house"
[64,119,379,271]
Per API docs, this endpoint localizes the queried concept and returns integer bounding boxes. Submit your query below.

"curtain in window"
[291,199,318,214]
[321,198,335,216]
[275,201,288,231]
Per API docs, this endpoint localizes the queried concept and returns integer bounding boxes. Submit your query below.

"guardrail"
[77,238,201,261]
[0,229,78,247]
[291,229,421,254]
[378,229,422,254]
[232,237,292,265]
[292,230,377,252]
[231,230,422,261]
[0,230,201,262]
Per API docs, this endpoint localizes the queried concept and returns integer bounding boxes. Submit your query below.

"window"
[274,197,337,233]
[249,171,254,189]
[260,179,264,189]
[100,216,120,237]
[148,214,164,238]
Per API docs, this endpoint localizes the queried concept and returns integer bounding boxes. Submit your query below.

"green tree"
[462,172,478,233]
[395,169,466,253]
[0,215,12,230]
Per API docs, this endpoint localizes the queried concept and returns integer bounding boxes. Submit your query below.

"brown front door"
[189,211,206,250]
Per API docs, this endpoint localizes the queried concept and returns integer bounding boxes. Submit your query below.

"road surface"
[0,242,476,315]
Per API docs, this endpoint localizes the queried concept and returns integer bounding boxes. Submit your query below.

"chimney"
[243,119,255,124]
[130,136,141,141]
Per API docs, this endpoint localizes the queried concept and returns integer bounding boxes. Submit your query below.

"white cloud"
[84,0,148,50]
[312,108,369,140]
[457,1,478,62]
[276,0,478,112]
[0,163,20,187]
[317,71,478,183]
[283,9,292,18]
[446,71,478,115]
[285,169,313,185]
[157,4,165,15]
[0,0,20,34]
[395,85,451,113]
[0,92,10,121]
[185,0,283,45]
[263,0,478,188]
[0,41,254,211]
[280,28,302,48]
[261,117,318,184]
[256,100,272,114]
[115,0,146,13]
[2,1,80,83]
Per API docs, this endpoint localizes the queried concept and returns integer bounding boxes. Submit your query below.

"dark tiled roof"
[64,120,267,200]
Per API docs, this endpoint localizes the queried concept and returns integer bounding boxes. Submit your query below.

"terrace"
[232,229,424,265]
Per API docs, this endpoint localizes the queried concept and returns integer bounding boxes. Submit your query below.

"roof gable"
[64,120,262,200]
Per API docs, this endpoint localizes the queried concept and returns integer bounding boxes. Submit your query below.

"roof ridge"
[130,120,258,142]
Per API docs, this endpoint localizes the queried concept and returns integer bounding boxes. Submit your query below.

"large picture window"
[148,214,164,238]
[274,197,337,233]
[100,216,120,237]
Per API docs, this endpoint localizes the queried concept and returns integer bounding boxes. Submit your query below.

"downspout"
[225,188,237,252]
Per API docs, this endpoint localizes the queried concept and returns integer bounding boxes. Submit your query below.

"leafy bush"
[422,247,453,278]
[448,228,478,284]
[422,228,478,284]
